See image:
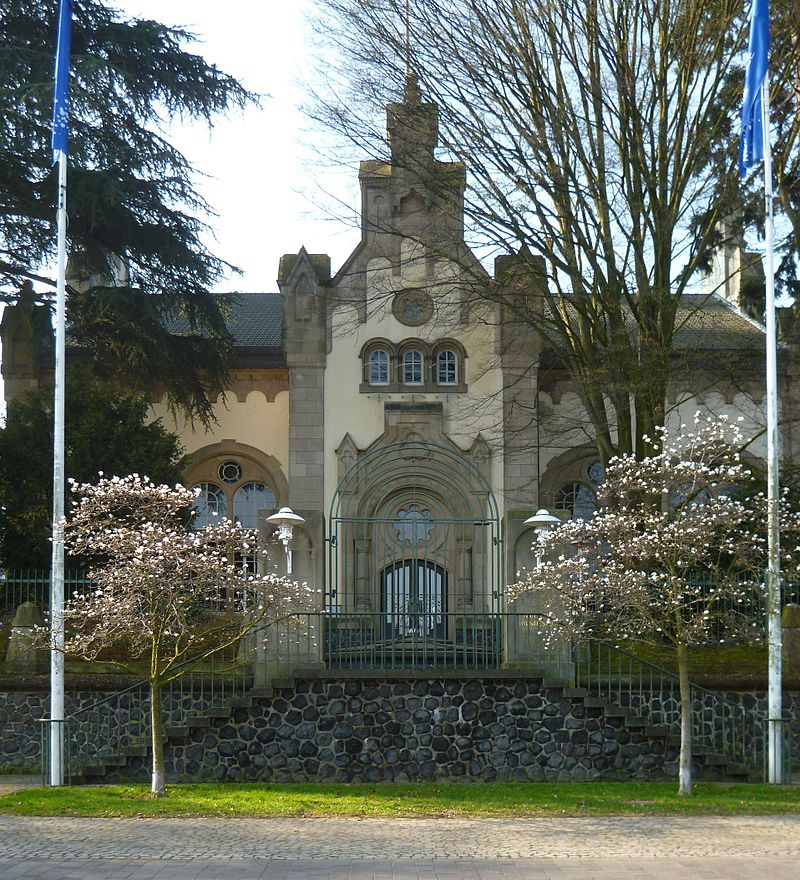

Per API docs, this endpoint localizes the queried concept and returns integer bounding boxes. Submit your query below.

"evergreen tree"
[0,365,184,568]
[0,1,257,423]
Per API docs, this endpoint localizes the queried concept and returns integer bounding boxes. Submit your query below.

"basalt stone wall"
[109,678,697,784]
[0,688,231,771]
[3,680,798,781]
[604,688,800,768]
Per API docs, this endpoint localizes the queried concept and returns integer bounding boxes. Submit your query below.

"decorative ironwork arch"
[326,441,502,669]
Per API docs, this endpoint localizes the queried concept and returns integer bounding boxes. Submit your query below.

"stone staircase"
[64,675,755,784]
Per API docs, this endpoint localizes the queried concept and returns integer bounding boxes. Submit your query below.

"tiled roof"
[220,292,282,348]
[674,293,764,351]
[166,292,283,349]
[542,292,765,355]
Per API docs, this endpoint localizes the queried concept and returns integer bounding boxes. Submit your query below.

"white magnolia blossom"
[511,414,800,649]
[57,474,317,671]
[511,415,800,795]
[52,474,319,797]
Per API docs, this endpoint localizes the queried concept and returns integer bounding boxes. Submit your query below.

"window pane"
[554,482,596,520]
[192,483,227,528]
[233,482,276,529]
[369,349,389,384]
[437,350,457,384]
[586,460,604,484]
[402,350,423,384]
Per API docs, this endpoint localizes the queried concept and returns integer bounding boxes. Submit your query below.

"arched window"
[192,483,227,528]
[402,349,424,385]
[436,349,458,385]
[233,482,276,529]
[554,482,596,521]
[368,348,390,385]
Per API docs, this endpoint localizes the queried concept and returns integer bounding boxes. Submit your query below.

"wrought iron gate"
[325,441,502,669]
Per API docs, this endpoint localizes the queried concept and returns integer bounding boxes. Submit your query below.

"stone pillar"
[5,602,46,673]
[783,603,800,682]
[278,247,330,509]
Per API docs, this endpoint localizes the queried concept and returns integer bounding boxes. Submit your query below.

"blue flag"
[51,0,73,164]
[739,0,770,177]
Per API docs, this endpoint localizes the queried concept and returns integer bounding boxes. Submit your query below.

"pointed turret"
[386,72,439,169]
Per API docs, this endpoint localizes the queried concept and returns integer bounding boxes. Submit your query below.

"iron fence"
[1,569,92,617]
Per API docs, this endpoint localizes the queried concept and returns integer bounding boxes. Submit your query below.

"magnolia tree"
[56,475,316,797]
[511,416,800,795]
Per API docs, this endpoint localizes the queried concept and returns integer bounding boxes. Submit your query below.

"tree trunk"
[150,681,166,798]
[676,642,693,796]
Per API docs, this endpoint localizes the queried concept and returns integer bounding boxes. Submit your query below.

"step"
[98,755,128,767]
[163,725,189,738]
[206,706,234,718]
[542,679,565,689]
[645,725,671,738]
[563,688,588,698]
[229,697,253,708]
[121,745,149,758]
[187,716,212,729]
[583,697,607,709]
[248,688,274,699]
[702,753,730,767]
[605,706,627,718]
[270,679,295,689]
[624,715,647,727]
[79,763,107,777]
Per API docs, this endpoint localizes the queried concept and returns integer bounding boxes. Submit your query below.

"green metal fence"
[1,569,92,616]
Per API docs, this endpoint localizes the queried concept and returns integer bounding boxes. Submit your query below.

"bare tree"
[310,0,769,461]
[510,415,800,794]
[56,475,316,797]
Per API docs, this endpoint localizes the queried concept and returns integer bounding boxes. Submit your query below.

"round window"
[218,460,243,484]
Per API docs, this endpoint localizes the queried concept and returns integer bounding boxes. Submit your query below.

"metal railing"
[255,611,574,679]
[574,641,794,780]
[33,610,796,785]
[39,644,249,785]
[1,569,92,616]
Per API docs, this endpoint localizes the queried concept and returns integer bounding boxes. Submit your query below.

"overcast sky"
[119,0,359,292]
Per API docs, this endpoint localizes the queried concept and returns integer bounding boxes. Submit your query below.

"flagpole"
[49,148,67,788]
[760,75,783,785]
[49,0,72,789]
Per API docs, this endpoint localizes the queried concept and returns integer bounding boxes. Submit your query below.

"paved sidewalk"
[0,776,38,797]
[0,815,798,879]
[0,856,797,879]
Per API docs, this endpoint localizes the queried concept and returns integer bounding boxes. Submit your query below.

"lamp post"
[266,507,305,576]
[524,509,562,569]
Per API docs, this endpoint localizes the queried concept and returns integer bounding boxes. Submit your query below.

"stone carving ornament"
[392,288,434,326]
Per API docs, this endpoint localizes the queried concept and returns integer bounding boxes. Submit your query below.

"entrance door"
[381,560,447,640]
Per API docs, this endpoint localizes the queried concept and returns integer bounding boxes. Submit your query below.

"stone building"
[1,80,786,677]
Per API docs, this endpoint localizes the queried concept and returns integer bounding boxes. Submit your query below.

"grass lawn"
[1,782,799,818]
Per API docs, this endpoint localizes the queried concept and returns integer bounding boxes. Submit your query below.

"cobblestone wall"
[2,681,798,782]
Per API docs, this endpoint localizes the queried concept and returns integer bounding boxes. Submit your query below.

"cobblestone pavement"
[2,815,800,860]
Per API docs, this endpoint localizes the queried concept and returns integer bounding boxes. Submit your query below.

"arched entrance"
[326,441,502,669]
[382,559,447,640]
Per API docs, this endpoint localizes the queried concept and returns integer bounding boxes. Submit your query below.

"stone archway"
[325,440,502,669]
